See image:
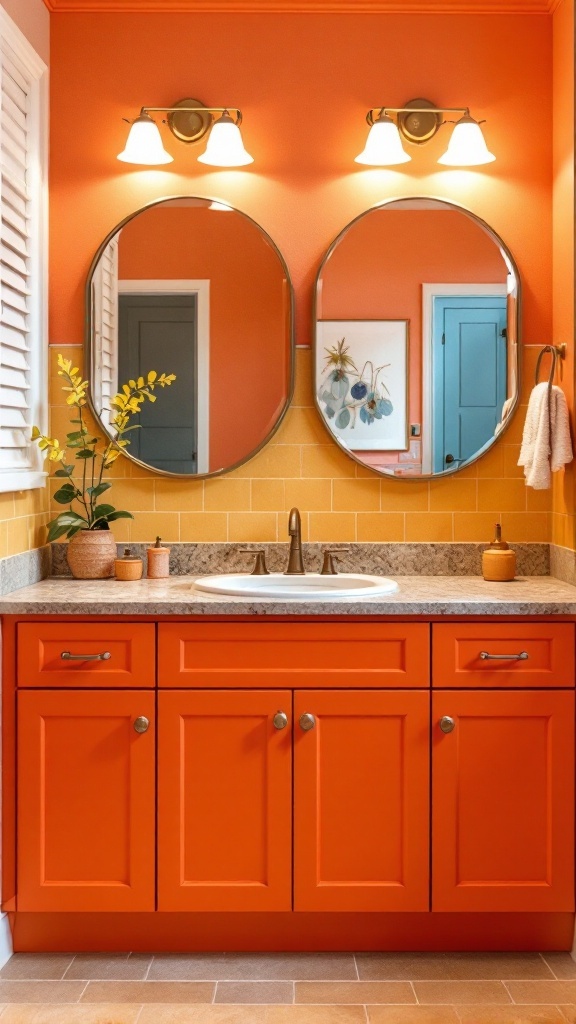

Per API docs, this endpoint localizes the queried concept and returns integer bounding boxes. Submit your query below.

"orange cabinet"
[294,690,430,912]
[432,623,575,688]
[432,690,575,912]
[18,622,156,688]
[17,689,156,912]
[157,690,292,912]
[158,622,430,688]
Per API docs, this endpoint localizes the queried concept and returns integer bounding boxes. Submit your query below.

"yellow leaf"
[137,376,145,389]
[148,370,157,383]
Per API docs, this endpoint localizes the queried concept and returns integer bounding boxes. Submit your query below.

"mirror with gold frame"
[313,197,520,479]
[86,196,294,478]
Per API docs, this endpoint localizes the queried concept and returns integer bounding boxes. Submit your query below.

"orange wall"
[320,208,507,448]
[118,205,287,471]
[551,0,575,551]
[48,11,556,545]
[50,13,552,351]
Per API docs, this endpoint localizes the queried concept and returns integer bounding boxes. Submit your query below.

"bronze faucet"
[285,507,305,575]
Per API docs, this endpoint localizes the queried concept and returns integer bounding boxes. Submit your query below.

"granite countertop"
[1,574,576,616]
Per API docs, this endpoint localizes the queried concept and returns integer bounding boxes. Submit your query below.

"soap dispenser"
[482,523,516,582]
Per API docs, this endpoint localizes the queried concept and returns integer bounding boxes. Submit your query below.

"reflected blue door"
[432,296,507,474]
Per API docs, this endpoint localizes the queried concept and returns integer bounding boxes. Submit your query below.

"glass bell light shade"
[198,112,254,167]
[355,113,411,166]
[117,114,173,165]
[438,114,495,166]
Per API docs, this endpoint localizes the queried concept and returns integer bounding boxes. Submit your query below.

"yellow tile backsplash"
[40,344,558,548]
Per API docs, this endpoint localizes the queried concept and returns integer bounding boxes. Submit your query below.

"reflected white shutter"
[0,11,47,491]
[92,236,118,431]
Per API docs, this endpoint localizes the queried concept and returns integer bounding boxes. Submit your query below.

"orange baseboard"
[11,912,575,952]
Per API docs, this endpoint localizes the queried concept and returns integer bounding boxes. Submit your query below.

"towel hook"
[535,344,566,387]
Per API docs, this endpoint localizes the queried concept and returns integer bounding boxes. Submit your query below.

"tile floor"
[0,952,574,1022]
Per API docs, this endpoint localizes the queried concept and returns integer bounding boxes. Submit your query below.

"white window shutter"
[92,236,118,431]
[0,9,47,492]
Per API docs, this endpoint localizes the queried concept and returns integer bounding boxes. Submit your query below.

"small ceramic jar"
[114,548,144,581]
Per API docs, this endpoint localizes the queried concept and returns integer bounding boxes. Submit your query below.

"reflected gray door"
[118,294,198,473]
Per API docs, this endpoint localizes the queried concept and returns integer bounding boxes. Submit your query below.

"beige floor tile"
[542,955,576,980]
[0,957,75,981]
[414,982,511,1005]
[0,1004,142,1023]
[148,954,357,982]
[139,1010,365,1024]
[559,1007,576,1022]
[367,1010,459,1023]
[138,1008,269,1024]
[215,983,293,1004]
[0,983,87,1004]
[64,954,152,980]
[356,955,553,982]
[296,982,415,1004]
[456,1006,566,1023]
[506,983,576,1004]
[263,1009,367,1024]
[80,982,214,1003]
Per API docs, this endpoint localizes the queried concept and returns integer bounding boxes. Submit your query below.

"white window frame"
[0,6,48,493]
[421,283,507,476]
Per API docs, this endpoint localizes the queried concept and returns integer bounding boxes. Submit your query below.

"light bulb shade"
[198,113,254,167]
[355,114,411,166]
[117,114,173,165]
[438,115,495,166]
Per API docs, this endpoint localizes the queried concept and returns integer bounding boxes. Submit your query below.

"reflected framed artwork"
[316,319,409,451]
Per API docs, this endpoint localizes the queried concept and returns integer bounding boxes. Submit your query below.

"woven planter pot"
[66,529,117,579]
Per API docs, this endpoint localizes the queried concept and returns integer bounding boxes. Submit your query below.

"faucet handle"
[320,547,351,576]
[241,549,270,576]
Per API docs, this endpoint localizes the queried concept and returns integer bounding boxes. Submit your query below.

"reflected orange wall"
[118,206,287,472]
[48,11,556,545]
[320,209,506,456]
[551,0,575,550]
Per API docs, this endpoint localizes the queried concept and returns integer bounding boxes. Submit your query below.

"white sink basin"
[194,572,399,600]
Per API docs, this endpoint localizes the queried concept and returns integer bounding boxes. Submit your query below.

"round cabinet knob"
[299,713,316,732]
[273,711,288,730]
[133,716,150,734]
[439,715,456,734]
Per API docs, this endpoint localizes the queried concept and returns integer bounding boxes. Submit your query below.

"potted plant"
[33,355,176,579]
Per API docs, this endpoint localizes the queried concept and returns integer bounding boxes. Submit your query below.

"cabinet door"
[17,690,155,912]
[158,690,292,911]
[432,690,575,912]
[294,690,430,912]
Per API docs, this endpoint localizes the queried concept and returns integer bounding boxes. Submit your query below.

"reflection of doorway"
[422,284,507,475]
[118,280,209,474]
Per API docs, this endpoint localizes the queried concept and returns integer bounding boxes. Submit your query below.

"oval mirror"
[87,196,294,477]
[314,197,520,479]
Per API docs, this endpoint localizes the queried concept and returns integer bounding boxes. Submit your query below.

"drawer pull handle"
[479,651,529,662]
[61,651,111,662]
[299,713,316,731]
[133,716,150,734]
[439,716,456,734]
[273,711,289,730]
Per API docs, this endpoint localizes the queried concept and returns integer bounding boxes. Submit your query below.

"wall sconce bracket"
[166,97,212,144]
[397,98,442,145]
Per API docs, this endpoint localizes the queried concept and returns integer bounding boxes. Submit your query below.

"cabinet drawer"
[159,622,430,688]
[17,623,156,688]
[433,623,575,688]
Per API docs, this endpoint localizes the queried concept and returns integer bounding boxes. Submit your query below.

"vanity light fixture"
[118,97,254,168]
[355,98,495,167]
